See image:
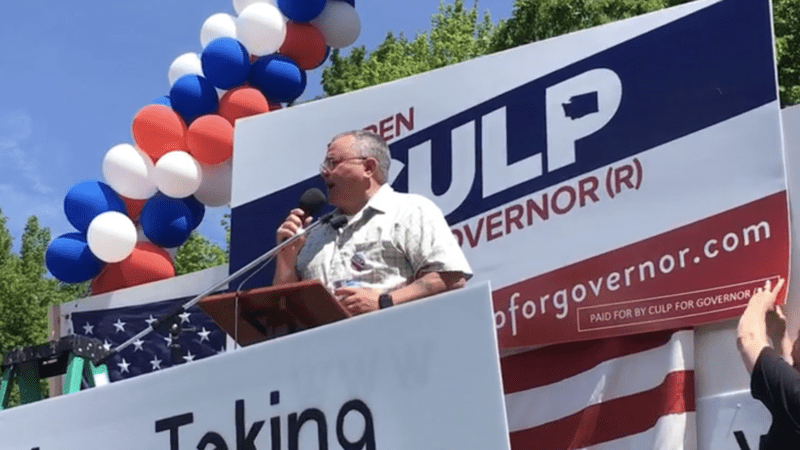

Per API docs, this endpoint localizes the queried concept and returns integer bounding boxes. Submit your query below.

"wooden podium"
[198,279,351,346]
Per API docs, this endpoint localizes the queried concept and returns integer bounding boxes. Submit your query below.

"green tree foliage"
[0,216,82,353]
[222,212,231,254]
[0,213,88,406]
[492,0,800,106]
[322,0,800,106]
[172,232,228,277]
[774,0,800,105]
[321,0,497,96]
[489,0,690,52]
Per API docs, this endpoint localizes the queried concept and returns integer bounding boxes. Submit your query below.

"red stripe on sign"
[508,370,695,450]
[501,329,678,393]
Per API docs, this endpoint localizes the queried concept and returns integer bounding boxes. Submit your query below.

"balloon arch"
[45,0,359,294]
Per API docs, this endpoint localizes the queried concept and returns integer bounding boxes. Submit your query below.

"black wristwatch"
[379,292,394,309]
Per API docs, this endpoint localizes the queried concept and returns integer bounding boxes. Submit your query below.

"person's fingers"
[276,225,296,242]
[773,277,786,294]
[285,214,303,228]
[334,287,356,297]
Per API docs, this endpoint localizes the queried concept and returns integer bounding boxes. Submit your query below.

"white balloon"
[201,13,238,48]
[87,211,137,263]
[312,1,361,49]
[154,151,203,198]
[102,144,157,200]
[194,160,233,207]
[233,0,278,15]
[168,53,203,86]
[236,3,287,56]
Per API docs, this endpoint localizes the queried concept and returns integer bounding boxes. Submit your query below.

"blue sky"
[0,0,514,253]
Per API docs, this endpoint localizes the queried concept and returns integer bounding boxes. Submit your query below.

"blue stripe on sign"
[230,0,777,287]
[389,0,777,224]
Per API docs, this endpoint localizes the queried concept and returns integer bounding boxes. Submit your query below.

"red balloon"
[132,105,187,161]
[90,242,175,295]
[218,87,271,126]
[186,114,234,165]
[279,22,327,70]
[122,196,147,223]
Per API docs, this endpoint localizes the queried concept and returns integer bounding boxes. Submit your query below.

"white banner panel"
[783,104,800,338]
[230,0,788,349]
[2,283,509,450]
[696,390,770,450]
[690,104,800,450]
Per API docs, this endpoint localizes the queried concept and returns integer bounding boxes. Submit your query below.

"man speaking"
[273,130,472,316]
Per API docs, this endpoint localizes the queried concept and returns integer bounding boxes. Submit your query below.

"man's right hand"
[273,208,313,286]
[276,208,312,260]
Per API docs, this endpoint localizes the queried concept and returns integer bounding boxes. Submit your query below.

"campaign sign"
[230,0,788,349]
[2,284,510,450]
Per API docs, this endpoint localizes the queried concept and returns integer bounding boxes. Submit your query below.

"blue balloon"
[170,74,219,124]
[46,233,105,283]
[249,55,307,104]
[64,180,126,233]
[201,38,251,90]
[183,196,206,230]
[152,95,172,108]
[140,193,194,248]
[278,0,326,22]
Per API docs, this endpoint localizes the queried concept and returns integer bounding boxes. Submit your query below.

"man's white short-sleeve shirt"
[296,184,472,291]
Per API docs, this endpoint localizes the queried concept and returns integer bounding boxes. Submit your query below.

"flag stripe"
[501,330,680,393]
[509,370,695,449]
[504,330,693,432]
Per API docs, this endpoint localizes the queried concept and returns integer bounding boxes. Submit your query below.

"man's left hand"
[335,287,381,315]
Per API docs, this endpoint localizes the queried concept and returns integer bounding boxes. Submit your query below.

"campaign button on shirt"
[351,252,368,271]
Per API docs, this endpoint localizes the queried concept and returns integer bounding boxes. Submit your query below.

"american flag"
[71,297,227,381]
[503,329,695,449]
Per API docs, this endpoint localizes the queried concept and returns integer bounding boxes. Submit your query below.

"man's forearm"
[737,299,772,374]
[389,271,466,305]
[273,255,299,285]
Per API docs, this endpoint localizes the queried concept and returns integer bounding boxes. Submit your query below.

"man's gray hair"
[329,130,391,184]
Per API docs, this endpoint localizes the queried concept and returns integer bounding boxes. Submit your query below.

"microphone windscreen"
[298,188,326,216]
[329,215,348,230]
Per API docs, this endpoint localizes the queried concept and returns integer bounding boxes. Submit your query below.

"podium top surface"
[199,279,350,346]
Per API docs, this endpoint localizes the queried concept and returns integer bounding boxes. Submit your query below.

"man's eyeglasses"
[319,157,366,172]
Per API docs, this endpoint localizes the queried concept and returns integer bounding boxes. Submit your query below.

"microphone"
[329,215,348,230]
[293,188,327,238]
[298,188,347,230]
[298,188,326,217]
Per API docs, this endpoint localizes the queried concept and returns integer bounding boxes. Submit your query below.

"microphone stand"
[94,213,340,366]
